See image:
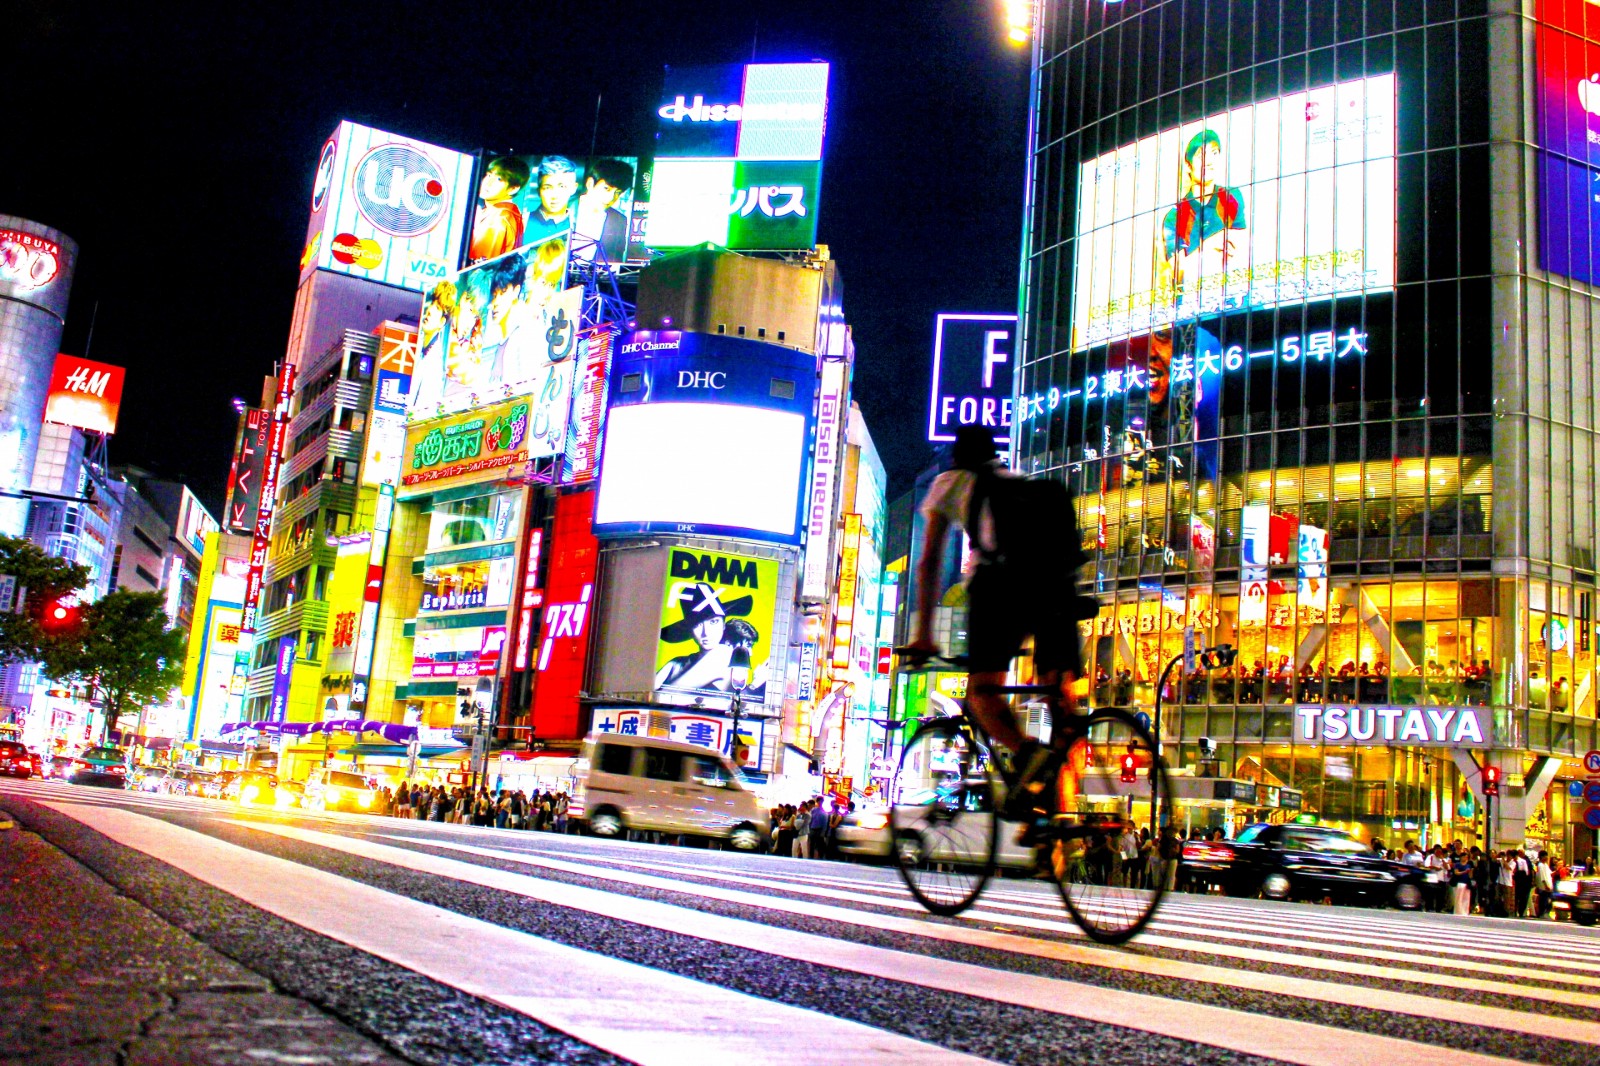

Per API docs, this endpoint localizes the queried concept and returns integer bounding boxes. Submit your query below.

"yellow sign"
[832,513,862,669]
[400,396,530,498]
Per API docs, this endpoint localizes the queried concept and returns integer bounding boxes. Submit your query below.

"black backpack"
[967,467,1096,618]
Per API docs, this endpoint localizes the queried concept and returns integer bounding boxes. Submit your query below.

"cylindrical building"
[1016,1,1595,861]
[0,215,77,537]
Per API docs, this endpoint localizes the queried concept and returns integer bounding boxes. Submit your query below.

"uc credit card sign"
[926,314,1017,445]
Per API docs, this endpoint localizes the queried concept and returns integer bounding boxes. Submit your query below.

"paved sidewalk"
[0,805,412,1065]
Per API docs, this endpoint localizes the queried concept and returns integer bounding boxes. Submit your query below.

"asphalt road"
[1,778,1594,1066]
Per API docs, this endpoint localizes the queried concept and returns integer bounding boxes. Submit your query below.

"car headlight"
[357,792,373,808]
[241,784,260,803]
[1558,879,1579,894]
[856,811,889,831]
[326,787,341,804]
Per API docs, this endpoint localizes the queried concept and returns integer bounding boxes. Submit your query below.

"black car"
[1181,823,1425,909]
[1552,873,1600,926]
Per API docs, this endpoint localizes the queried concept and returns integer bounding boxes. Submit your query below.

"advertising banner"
[300,121,475,292]
[468,154,642,266]
[832,513,862,670]
[364,324,416,489]
[594,331,817,544]
[530,490,599,739]
[926,314,1017,445]
[410,236,580,448]
[1071,73,1396,350]
[269,635,296,721]
[562,328,614,484]
[654,547,779,710]
[44,355,125,435]
[412,625,508,679]
[224,408,269,534]
[0,227,72,320]
[1538,0,1600,283]
[801,359,847,601]
[400,395,534,498]
[644,62,830,251]
[240,365,296,636]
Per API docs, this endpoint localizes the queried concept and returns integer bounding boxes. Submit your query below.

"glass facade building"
[1018,0,1597,860]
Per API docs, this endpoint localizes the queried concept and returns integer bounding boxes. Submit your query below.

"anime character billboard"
[653,548,779,710]
[1071,73,1395,350]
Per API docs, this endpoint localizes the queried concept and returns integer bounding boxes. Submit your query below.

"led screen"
[594,403,807,541]
[1537,0,1600,284]
[654,547,779,711]
[1071,74,1396,351]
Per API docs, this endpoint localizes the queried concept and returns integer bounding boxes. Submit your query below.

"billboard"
[400,395,535,498]
[43,354,125,434]
[1537,0,1600,284]
[926,314,1017,445]
[562,328,614,484]
[0,227,72,319]
[269,635,296,721]
[300,121,475,292]
[1071,73,1396,350]
[654,546,780,710]
[363,324,415,488]
[644,62,830,251]
[800,359,847,601]
[469,155,642,266]
[224,408,270,534]
[410,235,580,441]
[530,490,599,739]
[593,331,816,544]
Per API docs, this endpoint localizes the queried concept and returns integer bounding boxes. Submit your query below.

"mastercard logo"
[331,233,384,269]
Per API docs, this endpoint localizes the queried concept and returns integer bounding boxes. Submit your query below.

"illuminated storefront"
[1021,1,1600,860]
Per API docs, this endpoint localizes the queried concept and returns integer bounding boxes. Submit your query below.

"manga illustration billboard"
[653,547,779,710]
[1071,74,1395,350]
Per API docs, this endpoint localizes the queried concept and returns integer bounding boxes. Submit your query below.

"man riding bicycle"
[902,424,1091,820]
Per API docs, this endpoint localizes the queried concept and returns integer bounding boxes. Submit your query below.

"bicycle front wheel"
[1048,708,1170,944]
[887,716,999,916]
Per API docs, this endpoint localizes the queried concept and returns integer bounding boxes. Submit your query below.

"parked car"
[275,780,305,809]
[0,741,41,779]
[571,733,766,851]
[222,770,280,806]
[68,746,129,789]
[131,765,170,793]
[204,770,240,799]
[303,767,380,813]
[1552,873,1600,926]
[1180,823,1424,909]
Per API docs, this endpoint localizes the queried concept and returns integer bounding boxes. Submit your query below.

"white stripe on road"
[249,822,1552,1066]
[431,838,1600,1013]
[41,801,990,1066]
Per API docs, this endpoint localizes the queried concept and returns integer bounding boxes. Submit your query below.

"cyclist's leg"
[966,673,1025,752]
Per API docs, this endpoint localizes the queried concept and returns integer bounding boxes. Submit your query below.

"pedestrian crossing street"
[3,776,1596,1066]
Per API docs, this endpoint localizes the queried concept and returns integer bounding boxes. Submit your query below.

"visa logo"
[408,257,449,279]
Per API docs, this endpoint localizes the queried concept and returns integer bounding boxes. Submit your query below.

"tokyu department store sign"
[1295,705,1489,748]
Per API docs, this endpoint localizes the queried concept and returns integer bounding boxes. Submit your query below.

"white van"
[572,733,766,851]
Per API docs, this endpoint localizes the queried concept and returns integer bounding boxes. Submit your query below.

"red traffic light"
[40,598,79,633]
[1483,765,1500,797]
[1120,749,1138,783]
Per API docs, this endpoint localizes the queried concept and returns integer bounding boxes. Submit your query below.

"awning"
[218,719,419,743]
[108,731,174,750]
[340,743,464,759]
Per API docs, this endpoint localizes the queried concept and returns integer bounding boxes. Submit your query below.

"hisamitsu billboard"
[926,313,1017,445]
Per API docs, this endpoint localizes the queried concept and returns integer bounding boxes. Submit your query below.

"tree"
[41,591,185,744]
[0,536,90,665]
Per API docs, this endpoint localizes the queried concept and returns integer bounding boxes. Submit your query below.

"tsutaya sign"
[1295,705,1489,748]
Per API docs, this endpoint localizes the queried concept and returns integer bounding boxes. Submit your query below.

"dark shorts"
[965,565,1084,675]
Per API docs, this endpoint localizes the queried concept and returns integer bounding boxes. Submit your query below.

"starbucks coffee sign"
[1294,705,1489,748]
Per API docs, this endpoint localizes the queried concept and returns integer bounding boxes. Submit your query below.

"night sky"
[6,1,1028,514]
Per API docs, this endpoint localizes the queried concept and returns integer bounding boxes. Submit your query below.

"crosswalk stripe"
[430,838,1600,1011]
[42,801,991,1066]
[371,831,1600,1047]
[244,821,1537,1066]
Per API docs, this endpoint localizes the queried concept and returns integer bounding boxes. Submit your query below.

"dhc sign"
[1294,705,1489,748]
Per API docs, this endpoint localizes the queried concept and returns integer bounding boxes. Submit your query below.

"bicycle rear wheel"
[888,716,998,916]
[1047,708,1170,944]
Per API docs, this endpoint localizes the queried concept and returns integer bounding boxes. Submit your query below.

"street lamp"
[1151,642,1237,825]
[728,645,751,766]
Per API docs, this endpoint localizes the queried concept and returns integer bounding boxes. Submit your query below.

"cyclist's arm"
[911,508,949,648]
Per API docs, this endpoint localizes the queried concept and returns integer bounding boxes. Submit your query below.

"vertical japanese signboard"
[831,513,862,669]
[530,490,599,739]
[801,359,847,602]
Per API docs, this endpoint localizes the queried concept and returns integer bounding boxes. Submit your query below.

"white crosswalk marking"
[4,777,1595,1066]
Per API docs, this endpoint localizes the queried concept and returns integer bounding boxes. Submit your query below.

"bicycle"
[886,656,1171,944]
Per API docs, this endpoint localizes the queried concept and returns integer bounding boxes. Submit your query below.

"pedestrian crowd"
[383,782,573,831]
[767,797,853,859]
[1380,838,1563,918]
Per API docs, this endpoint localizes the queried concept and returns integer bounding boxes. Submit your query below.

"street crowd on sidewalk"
[381,782,574,831]
[767,797,854,859]
[1381,837,1564,918]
